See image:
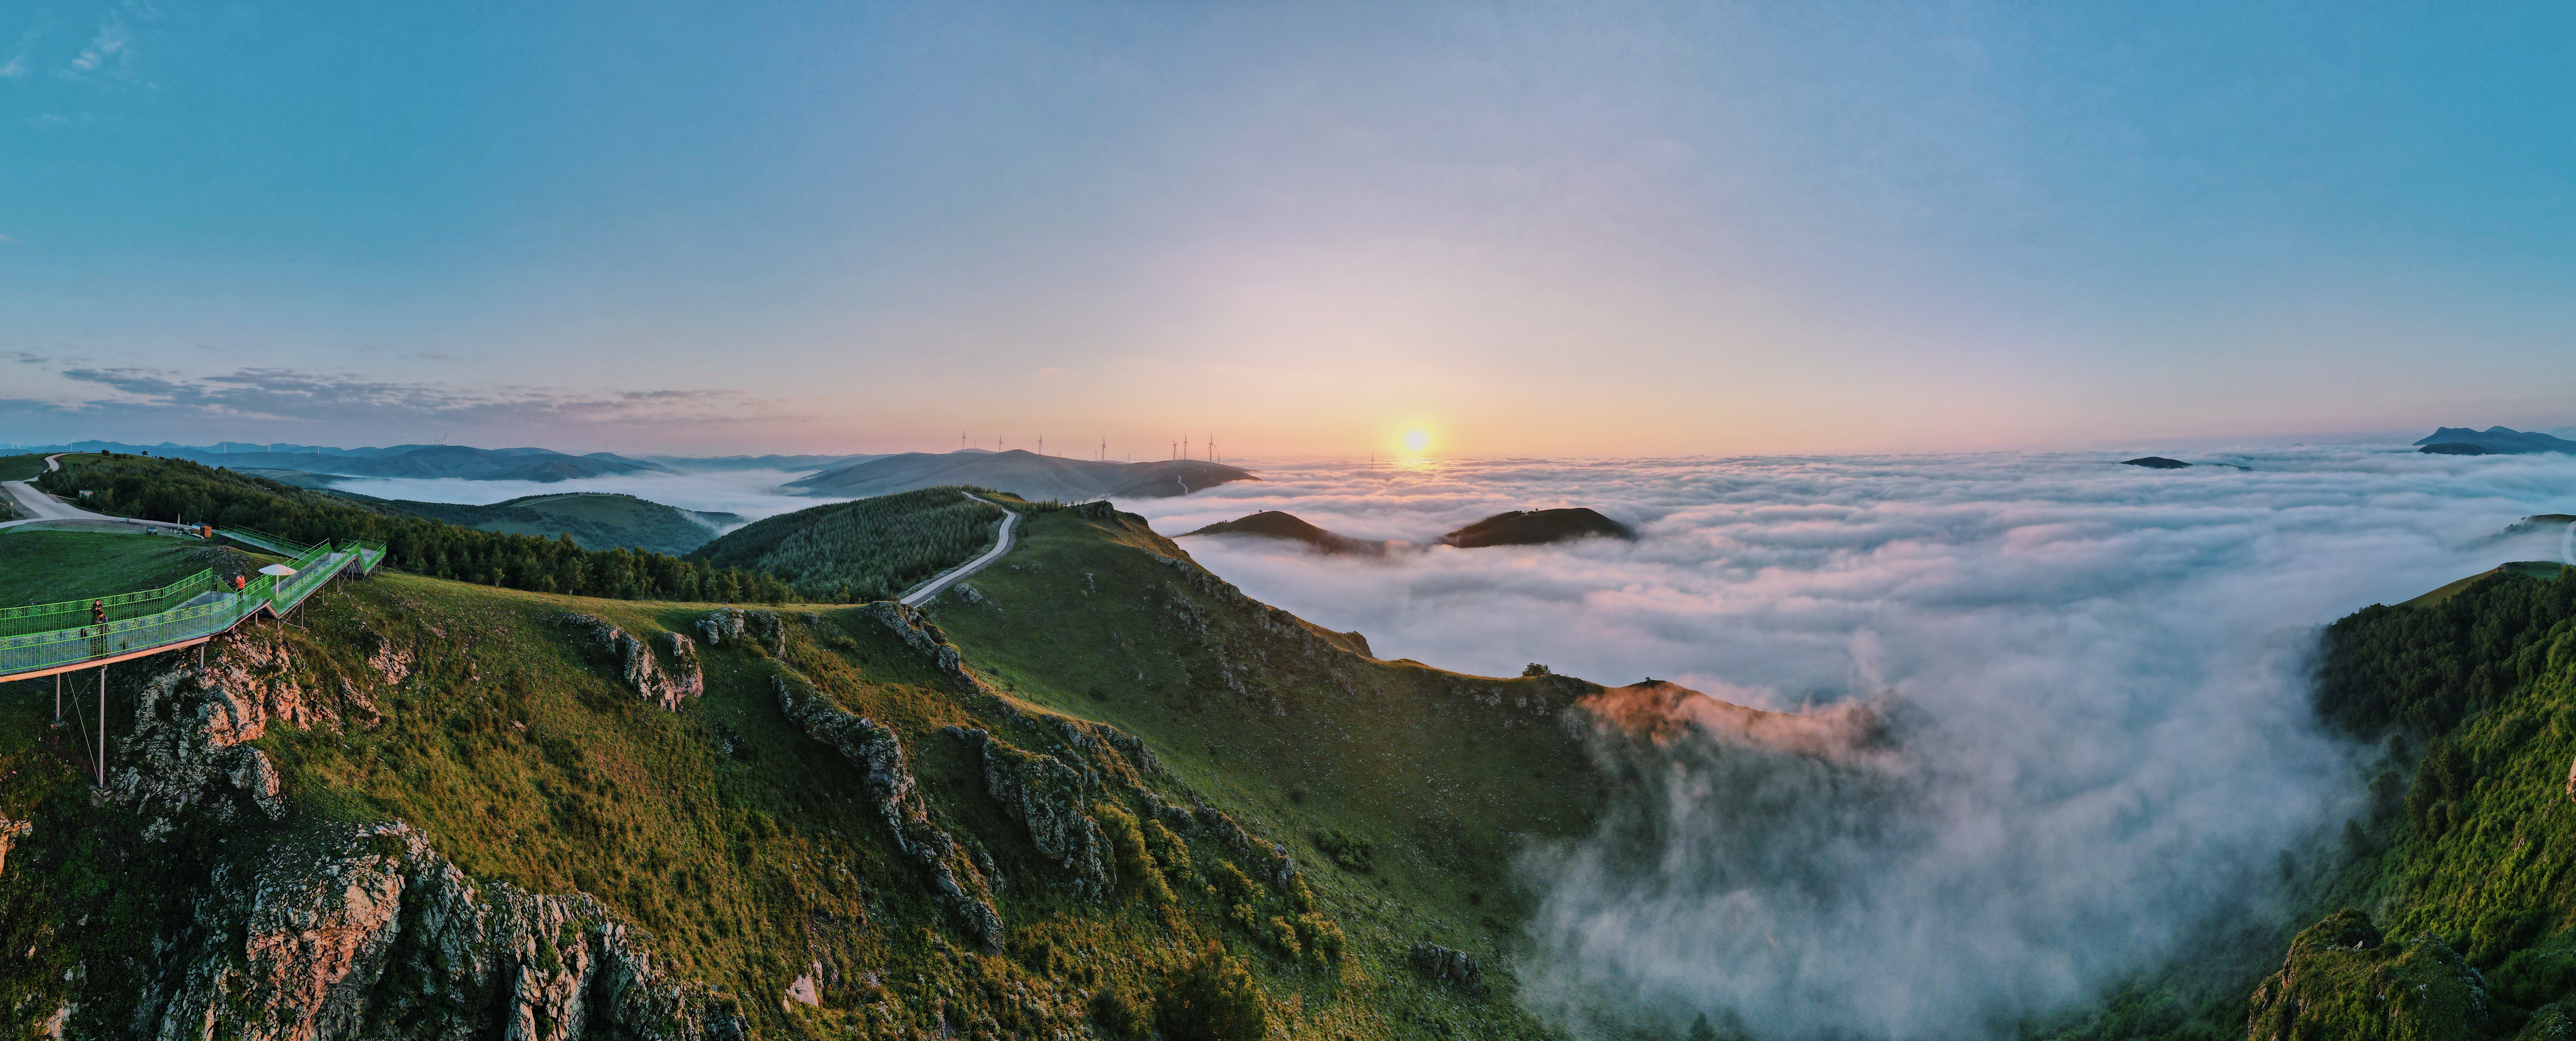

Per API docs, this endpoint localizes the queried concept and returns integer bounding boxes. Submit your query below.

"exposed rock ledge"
[955,726,1117,899]
[151,820,745,1041]
[562,614,704,710]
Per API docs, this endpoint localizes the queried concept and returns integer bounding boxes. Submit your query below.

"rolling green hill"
[341,490,746,555]
[0,493,1606,1041]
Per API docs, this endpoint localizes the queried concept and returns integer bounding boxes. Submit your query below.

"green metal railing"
[0,527,387,680]
[0,567,218,638]
[220,528,318,557]
[0,574,275,676]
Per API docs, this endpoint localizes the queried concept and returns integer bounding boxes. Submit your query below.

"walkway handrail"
[0,574,273,677]
[0,567,215,627]
[0,526,389,681]
[223,527,319,556]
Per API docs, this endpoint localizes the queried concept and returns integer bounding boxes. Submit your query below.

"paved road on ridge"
[1,453,196,533]
[898,493,1021,607]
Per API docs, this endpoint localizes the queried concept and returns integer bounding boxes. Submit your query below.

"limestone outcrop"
[562,614,698,710]
[861,600,962,675]
[773,672,1003,950]
[665,632,705,701]
[964,728,1116,899]
[696,608,745,648]
[1410,943,1487,996]
[114,631,332,826]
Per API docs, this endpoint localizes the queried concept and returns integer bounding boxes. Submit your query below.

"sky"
[4,2,2574,458]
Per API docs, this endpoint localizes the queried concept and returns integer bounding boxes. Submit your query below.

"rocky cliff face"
[114,627,324,828]
[52,630,749,1041]
[148,821,745,1041]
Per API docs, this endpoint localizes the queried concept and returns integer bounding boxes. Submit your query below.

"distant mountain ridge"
[2413,426,2576,454]
[643,453,883,473]
[787,449,1256,500]
[17,440,675,482]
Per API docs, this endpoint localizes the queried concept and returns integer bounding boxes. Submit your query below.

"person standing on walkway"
[92,599,105,626]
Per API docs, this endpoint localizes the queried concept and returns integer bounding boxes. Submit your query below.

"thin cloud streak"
[2,365,805,446]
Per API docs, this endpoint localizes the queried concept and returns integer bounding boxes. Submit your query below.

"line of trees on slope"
[39,454,794,603]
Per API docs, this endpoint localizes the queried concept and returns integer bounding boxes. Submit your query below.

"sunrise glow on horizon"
[5,4,2573,459]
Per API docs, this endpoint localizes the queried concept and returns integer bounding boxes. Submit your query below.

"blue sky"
[3,2,2572,456]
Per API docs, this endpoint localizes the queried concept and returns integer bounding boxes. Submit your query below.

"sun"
[1402,430,1430,453]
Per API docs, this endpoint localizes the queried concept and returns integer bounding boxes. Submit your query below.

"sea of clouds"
[1111,448,2576,1039]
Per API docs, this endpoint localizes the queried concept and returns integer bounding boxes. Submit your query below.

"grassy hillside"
[0,494,1607,1040]
[344,490,745,555]
[924,504,1605,1015]
[0,454,47,482]
[0,529,258,611]
[689,487,1010,602]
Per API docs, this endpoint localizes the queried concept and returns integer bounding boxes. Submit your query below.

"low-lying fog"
[324,469,831,524]
[1119,448,2576,1039]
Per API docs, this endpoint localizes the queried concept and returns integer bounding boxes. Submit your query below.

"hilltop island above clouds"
[2414,426,2576,455]
[1180,505,1635,553]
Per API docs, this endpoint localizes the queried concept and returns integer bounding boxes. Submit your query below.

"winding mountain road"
[898,493,1020,607]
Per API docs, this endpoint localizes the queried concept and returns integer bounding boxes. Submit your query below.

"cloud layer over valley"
[1121,449,2576,1038]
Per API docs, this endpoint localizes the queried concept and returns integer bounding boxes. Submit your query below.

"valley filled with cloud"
[1131,449,2576,1037]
